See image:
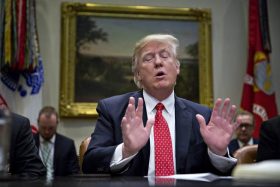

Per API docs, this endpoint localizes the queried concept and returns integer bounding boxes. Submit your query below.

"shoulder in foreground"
[263,115,280,127]
[267,115,280,123]
[10,112,30,128]
[11,112,29,121]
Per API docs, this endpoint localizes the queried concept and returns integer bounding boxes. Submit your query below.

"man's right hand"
[121,97,154,159]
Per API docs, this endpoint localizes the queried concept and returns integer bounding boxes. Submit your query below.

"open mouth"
[155,71,165,77]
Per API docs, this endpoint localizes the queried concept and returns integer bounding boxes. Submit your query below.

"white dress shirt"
[110,90,236,175]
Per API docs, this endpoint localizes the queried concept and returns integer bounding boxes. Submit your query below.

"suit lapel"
[53,134,59,170]
[34,134,40,148]
[234,139,240,150]
[174,97,193,173]
[130,91,150,174]
[130,91,148,125]
[133,91,150,167]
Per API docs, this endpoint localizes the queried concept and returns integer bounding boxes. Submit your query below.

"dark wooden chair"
[79,136,91,171]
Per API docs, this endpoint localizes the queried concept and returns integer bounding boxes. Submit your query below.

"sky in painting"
[79,16,198,59]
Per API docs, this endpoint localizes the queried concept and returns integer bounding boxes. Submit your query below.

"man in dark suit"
[9,113,46,178]
[83,34,240,176]
[6,109,46,178]
[228,110,258,156]
[33,106,79,178]
[257,116,280,161]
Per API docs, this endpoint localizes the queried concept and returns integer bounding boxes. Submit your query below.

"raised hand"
[121,97,154,158]
[196,98,240,156]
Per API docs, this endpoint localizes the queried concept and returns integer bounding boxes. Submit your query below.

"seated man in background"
[33,106,79,178]
[0,106,46,178]
[257,116,280,161]
[228,110,258,156]
[83,34,240,176]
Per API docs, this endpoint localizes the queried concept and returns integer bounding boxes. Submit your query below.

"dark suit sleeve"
[9,114,46,178]
[50,134,80,176]
[82,100,120,174]
[257,117,280,161]
[67,140,80,175]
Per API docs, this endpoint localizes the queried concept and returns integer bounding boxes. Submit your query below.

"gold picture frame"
[60,3,213,117]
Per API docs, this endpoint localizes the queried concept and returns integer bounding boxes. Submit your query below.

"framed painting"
[60,3,213,117]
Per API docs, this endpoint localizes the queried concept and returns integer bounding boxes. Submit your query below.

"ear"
[176,60,180,75]
[136,71,142,81]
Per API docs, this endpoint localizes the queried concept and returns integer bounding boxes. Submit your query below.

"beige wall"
[2,0,279,152]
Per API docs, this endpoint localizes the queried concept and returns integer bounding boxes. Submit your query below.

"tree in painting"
[74,16,137,102]
[185,42,198,58]
[174,42,199,103]
[76,16,108,49]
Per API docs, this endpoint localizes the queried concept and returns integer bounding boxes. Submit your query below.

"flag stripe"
[241,0,278,138]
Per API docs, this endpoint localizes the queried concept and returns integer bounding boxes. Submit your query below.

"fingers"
[213,98,237,122]
[136,98,143,118]
[121,116,129,136]
[233,116,242,131]
[196,114,207,130]
[125,97,136,121]
[212,98,223,118]
[212,98,240,135]
[220,98,238,125]
[145,118,154,134]
[226,104,237,123]
[123,97,145,129]
[220,98,230,118]
[121,116,130,129]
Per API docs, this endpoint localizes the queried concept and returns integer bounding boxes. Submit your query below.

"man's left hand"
[196,98,240,156]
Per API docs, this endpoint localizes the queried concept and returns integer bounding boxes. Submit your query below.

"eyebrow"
[141,48,170,57]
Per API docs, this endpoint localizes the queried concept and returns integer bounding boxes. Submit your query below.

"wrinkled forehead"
[140,41,172,55]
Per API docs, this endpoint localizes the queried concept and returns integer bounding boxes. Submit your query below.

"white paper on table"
[150,173,232,182]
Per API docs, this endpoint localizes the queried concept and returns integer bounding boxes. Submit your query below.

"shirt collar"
[237,138,253,147]
[39,134,56,144]
[143,90,175,114]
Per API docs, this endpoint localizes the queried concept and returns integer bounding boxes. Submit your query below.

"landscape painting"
[60,3,213,117]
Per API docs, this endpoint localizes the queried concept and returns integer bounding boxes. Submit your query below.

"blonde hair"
[132,34,180,88]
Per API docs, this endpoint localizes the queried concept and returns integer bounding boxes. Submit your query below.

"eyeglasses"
[238,123,254,130]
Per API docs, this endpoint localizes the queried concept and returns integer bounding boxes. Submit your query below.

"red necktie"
[154,103,174,176]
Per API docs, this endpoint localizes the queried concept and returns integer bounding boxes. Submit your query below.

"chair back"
[79,137,91,171]
[233,144,258,164]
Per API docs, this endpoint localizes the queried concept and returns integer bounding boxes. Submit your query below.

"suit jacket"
[83,91,228,176]
[9,113,46,178]
[34,133,80,176]
[228,138,259,156]
[257,116,280,162]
